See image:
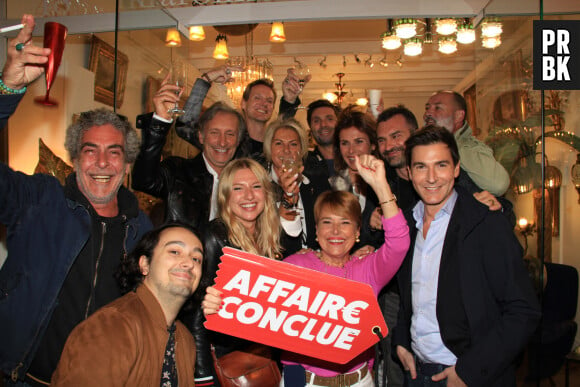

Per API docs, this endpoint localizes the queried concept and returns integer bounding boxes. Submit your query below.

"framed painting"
[89,36,128,109]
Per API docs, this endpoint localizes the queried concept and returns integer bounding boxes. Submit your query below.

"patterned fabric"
[161,324,178,387]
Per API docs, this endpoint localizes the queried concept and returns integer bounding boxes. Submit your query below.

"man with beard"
[424,90,510,197]
[52,223,203,386]
[303,99,341,178]
[0,15,152,385]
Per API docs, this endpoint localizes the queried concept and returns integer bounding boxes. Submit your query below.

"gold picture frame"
[89,36,128,108]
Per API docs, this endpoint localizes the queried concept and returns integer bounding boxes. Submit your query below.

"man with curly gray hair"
[0,16,152,386]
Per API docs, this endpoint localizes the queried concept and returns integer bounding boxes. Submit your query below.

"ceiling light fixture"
[364,55,374,68]
[323,92,338,104]
[356,97,368,106]
[456,20,475,44]
[188,26,205,41]
[438,36,458,54]
[165,29,182,47]
[381,31,401,50]
[424,18,434,44]
[394,18,418,39]
[403,38,423,56]
[213,34,229,59]
[482,35,501,49]
[379,54,388,67]
[481,18,503,38]
[269,22,286,42]
[333,72,348,106]
[435,18,458,36]
[396,56,403,67]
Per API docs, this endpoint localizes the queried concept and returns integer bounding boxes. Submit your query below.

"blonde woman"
[189,158,282,386]
[263,119,330,256]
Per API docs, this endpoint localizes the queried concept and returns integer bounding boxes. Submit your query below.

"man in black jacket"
[132,74,245,229]
[393,126,540,387]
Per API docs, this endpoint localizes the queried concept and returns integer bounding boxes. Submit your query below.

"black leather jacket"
[132,113,213,229]
[189,220,256,384]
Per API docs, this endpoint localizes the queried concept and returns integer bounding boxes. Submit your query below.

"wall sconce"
[269,22,286,42]
[213,34,229,59]
[435,18,457,36]
[394,18,418,39]
[571,153,580,204]
[165,29,182,47]
[481,18,503,38]
[456,20,475,44]
[482,35,501,49]
[438,36,457,54]
[403,38,423,56]
[188,26,205,41]
[517,217,536,257]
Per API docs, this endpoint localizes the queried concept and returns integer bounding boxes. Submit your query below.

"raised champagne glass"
[167,60,186,116]
[34,22,68,106]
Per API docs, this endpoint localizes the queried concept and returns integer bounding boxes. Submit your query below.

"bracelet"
[201,73,211,83]
[0,74,26,95]
[379,195,397,206]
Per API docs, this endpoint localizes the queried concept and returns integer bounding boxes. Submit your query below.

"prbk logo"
[534,20,579,90]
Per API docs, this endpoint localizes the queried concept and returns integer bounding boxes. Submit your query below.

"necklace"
[316,251,349,278]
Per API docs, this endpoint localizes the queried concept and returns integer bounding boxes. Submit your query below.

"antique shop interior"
[1,0,580,385]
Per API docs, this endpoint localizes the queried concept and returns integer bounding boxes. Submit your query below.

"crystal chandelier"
[225,30,273,107]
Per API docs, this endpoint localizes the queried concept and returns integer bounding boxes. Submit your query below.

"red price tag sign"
[204,247,387,364]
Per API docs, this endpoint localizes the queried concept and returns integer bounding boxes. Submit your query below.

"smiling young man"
[133,84,246,228]
[1,23,152,384]
[393,126,540,387]
[52,223,203,386]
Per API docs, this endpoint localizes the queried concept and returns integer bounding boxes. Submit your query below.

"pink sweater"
[282,210,410,377]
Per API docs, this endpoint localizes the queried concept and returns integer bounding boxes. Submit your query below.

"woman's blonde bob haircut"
[217,158,282,259]
[262,118,309,163]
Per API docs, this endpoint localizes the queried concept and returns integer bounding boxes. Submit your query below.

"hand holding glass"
[35,22,68,106]
[167,61,186,116]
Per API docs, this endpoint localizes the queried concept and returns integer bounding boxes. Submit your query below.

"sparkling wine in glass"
[293,62,310,91]
[167,60,186,116]
[34,22,67,106]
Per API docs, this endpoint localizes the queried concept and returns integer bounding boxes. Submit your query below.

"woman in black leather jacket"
[191,158,282,387]
[262,119,330,257]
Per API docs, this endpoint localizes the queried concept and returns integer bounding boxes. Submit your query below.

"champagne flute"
[34,22,68,106]
[167,60,186,116]
[293,62,310,91]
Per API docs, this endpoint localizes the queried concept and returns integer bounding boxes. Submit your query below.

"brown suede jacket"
[51,284,196,387]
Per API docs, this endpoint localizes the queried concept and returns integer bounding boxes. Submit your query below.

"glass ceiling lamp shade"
[165,29,181,47]
[456,23,476,44]
[381,31,402,50]
[403,38,422,56]
[482,36,501,49]
[188,26,205,41]
[438,37,457,54]
[394,18,418,39]
[213,34,229,59]
[435,18,457,36]
[269,22,286,42]
[571,154,580,204]
[512,155,541,195]
[481,18,503,38]
[323,92,338,104]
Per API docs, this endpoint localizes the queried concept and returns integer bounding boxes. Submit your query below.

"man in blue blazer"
[393,126,540,387]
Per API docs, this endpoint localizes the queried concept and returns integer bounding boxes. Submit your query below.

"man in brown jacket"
[51,223,204,386]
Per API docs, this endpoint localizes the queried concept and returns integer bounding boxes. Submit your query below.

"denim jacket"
[0,164,152,381]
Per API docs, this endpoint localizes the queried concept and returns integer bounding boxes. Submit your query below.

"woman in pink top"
[203,154,409,386]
